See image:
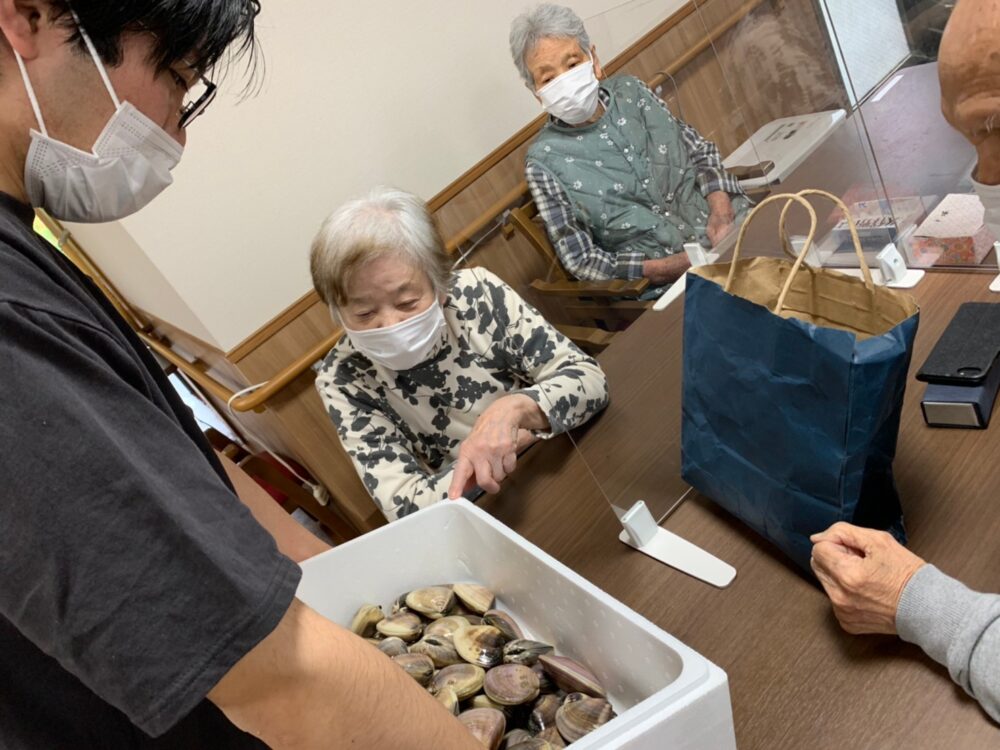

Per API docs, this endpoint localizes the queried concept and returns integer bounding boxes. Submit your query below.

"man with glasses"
[0,2,478,748]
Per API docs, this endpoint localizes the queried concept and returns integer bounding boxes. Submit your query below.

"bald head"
[939,0,1000,183]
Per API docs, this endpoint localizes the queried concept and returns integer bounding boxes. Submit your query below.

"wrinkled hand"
[810,522,926,635]
[643,253,691,286]
[939,0,1000,183]
[447,395,541,499]
[706,191,736,246]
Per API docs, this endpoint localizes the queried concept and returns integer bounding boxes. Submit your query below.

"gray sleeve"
[896,564,1000,723]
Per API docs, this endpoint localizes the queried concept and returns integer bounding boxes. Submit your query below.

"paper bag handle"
[776,188,875,292]
[724,192,818,294]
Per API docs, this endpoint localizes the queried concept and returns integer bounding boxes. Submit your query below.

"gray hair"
[509,3,591,88]
[310,186,451,311]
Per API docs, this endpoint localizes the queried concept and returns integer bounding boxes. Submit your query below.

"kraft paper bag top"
[692,190,918,338]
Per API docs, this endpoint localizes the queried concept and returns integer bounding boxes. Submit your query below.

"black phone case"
[916,302,1000,385]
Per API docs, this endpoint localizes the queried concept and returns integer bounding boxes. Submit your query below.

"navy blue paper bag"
[680,191,920,571]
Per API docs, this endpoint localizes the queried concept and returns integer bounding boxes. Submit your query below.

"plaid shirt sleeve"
[637,81,745,199]
[525,160,646,281]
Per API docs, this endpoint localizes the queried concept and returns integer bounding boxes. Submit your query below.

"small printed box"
[831,196,928,244]
[909,193,996,266]
[297,500,737,749]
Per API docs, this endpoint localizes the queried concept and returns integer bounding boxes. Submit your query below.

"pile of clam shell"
[349,583,616,749]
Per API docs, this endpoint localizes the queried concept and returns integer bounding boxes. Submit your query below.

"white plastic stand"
[652,247,719,312]
[834,242,926,289]
[991,274,1000,293]
[652,273,687,311]
[618,501,737,588]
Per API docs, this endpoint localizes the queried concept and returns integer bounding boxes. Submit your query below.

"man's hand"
[939,0,1000,184]
[447,394,545,499]
[810,522,926,635]
[642,253,691,286]
[706,191,736,246]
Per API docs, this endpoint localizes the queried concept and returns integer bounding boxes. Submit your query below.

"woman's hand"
[447,395,545,499]
[706,191,736,246]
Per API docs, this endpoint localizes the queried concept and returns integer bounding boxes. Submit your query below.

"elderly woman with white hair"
[311,186,609,522]
[510,3,749,294]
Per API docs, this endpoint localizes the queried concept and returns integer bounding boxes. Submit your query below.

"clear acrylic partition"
[558,0,894,527]
[535,0,724,527]
[814,0,994,271]
[684,0,894,275]
[452,0,928,567]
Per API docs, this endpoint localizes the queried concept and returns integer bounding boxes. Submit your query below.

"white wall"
[82,0,684,352]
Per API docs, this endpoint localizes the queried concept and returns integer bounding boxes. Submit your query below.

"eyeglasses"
[178,70,217,129]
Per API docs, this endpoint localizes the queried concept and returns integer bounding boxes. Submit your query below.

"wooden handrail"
[35,209,344,413]
[38,0,762,413]
[139,327,342,412]
[444,182,529,254]
[35,209,151,334]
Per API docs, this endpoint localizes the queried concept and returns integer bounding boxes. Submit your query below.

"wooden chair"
[505,199,652,354]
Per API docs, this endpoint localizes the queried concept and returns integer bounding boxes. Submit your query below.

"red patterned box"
[909,193,996,266]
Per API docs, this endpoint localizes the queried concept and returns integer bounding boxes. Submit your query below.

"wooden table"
[481,270,1000,748]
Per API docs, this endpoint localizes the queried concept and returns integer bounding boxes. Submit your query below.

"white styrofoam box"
[297,500,736,749]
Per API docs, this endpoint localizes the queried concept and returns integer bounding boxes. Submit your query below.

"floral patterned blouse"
[314,268,609,522]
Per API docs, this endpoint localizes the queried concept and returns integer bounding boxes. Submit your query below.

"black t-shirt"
[0,192,302,748]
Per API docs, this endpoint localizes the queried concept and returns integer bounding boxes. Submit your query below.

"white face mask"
[344,299,447,371]
[538,58,601,125]
[14,17,183,223]
[973,178,1000,240]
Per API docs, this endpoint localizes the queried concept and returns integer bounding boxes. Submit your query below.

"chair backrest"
[507,200,570,282]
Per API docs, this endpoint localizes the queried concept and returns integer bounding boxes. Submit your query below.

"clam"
[509,739,560,750]
[529,694,561,733]
[376,636,408,657]
[391,653,434,687]
[349,604,384,637]
[464,615,485,626]
[375,611,423,642]
[454,625,505,668]
[536,726,567,747]
[484,609,524,641]
[430,663,486,700]
[468,694,511,715]
[436,686,460,716]
[409,634,464,667]
[538,654,607,698]
[502,728,533,748]
[391,592,410,614]
[457,708,506,750]
[425,615,470,640]
[503,639,553,667]
[531,662,557,694]
[484,664,540,706]
[405,586,455,620]
[454,583,496,615]
[555,695,615,742]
